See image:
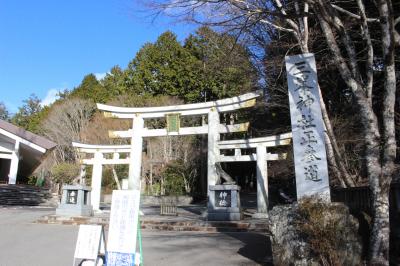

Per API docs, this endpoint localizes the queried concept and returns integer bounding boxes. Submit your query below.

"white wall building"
[0,120,56,184]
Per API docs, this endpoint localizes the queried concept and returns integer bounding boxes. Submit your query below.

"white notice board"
[74,224,105,263]
[106,190,140,266]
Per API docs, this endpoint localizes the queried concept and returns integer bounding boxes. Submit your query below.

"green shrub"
[145,183,161,196]
[27,175,37,185]
[51,163,80,185]
[101,167,117,194]
[162,162,186,196]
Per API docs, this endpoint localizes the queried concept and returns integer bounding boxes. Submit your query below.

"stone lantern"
[56,185,93,216]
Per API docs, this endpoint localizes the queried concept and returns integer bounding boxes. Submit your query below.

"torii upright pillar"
[128,115,144,190]
[207,108,220,195]
[255,145,268,218]
[91,151,103,211]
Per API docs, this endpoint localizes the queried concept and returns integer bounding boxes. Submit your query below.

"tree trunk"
[355,85,391,265]
[298,24,354,188]
[111,167,122,190]
[324,132,346,187]
[362,107,389,264]
[318,86,355,187]
[313,1,395,262]
[370,0,397,263]
[370,186,391,265]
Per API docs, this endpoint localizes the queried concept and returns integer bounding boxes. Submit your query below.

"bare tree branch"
[356,0,374,102]
[331,4,379,22]
[258,18,296,33]
[314,6,362,93]
[272,0,301,32]
[319,2,363,85]
[331,2,400,46]
[395,16,400,25]
[303,2,309,50]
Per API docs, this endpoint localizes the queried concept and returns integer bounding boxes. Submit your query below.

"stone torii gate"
[72,142,131,211]
[97,92,261,198]
[217,133,292,218]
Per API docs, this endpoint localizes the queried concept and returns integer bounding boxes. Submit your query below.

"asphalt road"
[0,207,271,266]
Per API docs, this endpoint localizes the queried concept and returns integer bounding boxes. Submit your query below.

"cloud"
[94,72,107,81]
[41,89,61,107]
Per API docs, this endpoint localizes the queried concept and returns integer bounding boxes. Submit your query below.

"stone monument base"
[252,212,269,219]
[207,184,242,221]
[208,210,242,221]
[56,206,93,217]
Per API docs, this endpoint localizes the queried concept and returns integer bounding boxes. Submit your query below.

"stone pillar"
[79,165,86,185]
[8,141,20,185]
[61,187,68,205]
[207,108,220,206]
[91,152,103,212]
[254,145,269,218]
[77,187,84,205]
[128,115,144,190]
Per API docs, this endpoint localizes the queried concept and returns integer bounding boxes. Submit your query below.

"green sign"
[166,113,180,133]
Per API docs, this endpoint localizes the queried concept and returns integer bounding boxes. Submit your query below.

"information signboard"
[73,224,105,266]
[106,190,140,266]
[166,113,180,133]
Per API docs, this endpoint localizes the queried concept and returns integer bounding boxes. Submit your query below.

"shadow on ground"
[223,232,273,265]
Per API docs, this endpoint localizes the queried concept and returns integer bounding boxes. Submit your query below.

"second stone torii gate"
[217,133,292,218]
[97,91,261,197]
[72,142,131,211]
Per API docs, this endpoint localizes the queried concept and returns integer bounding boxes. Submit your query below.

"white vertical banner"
[106,190,140,266]
[285,53,330,200]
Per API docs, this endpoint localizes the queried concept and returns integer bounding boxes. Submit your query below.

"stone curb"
[35,215,270,233]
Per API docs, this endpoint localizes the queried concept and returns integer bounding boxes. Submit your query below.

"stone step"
[0,184,52,206]
[36,215,109,226]
[36,215,270,233]
[141,220,250,228]
[141,220,269,233]
[140,224,268,233]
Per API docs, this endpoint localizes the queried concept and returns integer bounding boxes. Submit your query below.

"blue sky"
[0,0,195,113]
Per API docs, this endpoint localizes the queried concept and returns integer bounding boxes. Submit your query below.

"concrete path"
[142,231,271,266]
[0,206,77,266]
[0,207,271,266]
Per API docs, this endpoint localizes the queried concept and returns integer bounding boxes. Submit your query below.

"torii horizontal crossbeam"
[97,91,261,118]
[217,132,292,149]
[72,142,131,153]
[109,123,249,138]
